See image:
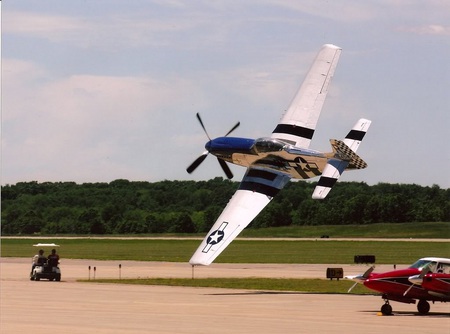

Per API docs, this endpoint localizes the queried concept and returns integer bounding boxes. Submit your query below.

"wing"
[271,44,342,148]
[189,168,290,266]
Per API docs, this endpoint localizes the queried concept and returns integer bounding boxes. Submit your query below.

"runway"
[1,258,449,333]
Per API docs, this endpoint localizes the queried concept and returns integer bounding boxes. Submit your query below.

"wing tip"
[189,257,211,266]
[312,186,330,200]
[323,43,342,50]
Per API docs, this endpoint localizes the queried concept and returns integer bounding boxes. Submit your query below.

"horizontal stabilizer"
[312,159,349,199]
[312,140,368,199]
[330,139,367,169]
[312,140,367,199]
[312,119,371,199]
[343,118,371,152]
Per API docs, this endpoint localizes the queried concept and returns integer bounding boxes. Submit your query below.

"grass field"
[81,277,372,295]
[2,237,449,264]
[3,223,449,293]
[239,222,450,239]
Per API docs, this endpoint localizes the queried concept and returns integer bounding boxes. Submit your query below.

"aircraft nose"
[408,274,423,285]
[345,274,366,283]
[205,140,212,152]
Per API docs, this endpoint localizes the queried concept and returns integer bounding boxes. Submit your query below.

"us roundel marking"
[202,222,228,253]
[207,230,224,245]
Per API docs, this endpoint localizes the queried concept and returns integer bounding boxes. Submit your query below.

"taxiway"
[1,258,449,333]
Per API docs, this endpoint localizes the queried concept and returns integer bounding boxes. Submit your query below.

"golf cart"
[30,243,61,281]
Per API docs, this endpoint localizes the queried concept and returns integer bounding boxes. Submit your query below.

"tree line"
[1,179,449,235]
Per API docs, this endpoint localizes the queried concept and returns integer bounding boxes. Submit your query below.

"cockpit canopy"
[409,258,450,274]
[254,138,286,153]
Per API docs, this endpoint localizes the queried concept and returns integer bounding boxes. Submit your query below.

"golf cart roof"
[33,243,60,247]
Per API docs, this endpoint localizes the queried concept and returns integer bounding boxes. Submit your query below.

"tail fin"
[343,118,371,152]
[312,118,371,199]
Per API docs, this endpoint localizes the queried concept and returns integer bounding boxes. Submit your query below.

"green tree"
[77,209,102,234]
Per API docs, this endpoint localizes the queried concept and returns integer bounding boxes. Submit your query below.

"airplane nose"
[408,274,423,285]
[205,140,212,152]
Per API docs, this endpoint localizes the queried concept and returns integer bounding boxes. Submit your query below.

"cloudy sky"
[2,0,449,188]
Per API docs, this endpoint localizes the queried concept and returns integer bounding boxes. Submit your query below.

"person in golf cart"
[30,243,62,281]
[31,249,47,274]
[47,248,60,267]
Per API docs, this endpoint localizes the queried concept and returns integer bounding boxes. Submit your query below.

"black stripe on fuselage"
[345,130,366,141]
[272,124,314,140]
[317,176,338,188]
[239,181,280,198]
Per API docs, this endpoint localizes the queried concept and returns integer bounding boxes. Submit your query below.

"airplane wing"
[271,44,342,148]
[189,45,342,265]
[189,168,290,266]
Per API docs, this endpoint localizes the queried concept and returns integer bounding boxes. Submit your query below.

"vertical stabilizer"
[343,118,371,152]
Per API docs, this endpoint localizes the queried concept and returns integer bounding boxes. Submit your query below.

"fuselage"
[206,136,329,180]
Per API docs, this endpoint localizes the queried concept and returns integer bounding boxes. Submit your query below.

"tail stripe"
[346,130,366,141]
[317,176,338,188]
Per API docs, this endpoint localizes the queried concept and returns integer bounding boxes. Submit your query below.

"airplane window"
[409,259,435,270]
[254,138,285,153]
[437,263,450,274]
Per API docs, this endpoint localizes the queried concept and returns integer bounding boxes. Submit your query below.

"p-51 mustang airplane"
[187,44,372,266]
[346,257,450,315]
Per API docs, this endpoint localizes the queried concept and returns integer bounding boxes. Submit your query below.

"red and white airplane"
[187,44,371,266]
[347,257,450,315]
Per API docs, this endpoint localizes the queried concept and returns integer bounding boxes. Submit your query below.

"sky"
[2,0,450,188]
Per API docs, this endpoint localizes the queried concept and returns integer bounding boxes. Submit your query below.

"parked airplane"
[346,257,450,315]
[187,44,372,266]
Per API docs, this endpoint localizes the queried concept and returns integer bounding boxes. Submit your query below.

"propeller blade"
[347,282,358,293]
[224,121,240,137]
[186,152,208,174]
[363,266,375,278]
[404,263,433,296]
[196,113,211,140]
[187,113,240,178]
[420,263,433,276]
[346,266,374,293]
[217,158,233,179]
[403,282,415,297]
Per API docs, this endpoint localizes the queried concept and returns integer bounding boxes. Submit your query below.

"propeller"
[186,113,240,179]
[403,264,432,297]
[347,266,375,293]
